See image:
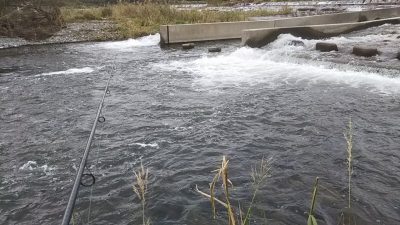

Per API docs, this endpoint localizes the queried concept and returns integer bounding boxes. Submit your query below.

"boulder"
[288,40,305,47]
[208,47,221,53]
[0,4,63,40]
[352,46,378,57]
[182,43,195,50]
[397,52,400,60]
[316,42,338,52]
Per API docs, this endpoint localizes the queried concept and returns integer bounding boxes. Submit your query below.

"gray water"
[1,25,400,225]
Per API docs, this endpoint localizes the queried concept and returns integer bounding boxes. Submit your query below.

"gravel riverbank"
[0,20,119,49]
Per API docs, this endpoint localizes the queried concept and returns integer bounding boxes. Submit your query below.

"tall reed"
[241,157,271,225]
[133,162,150,225]
[344,119,353,209]
[307,177,319,225]
[196,156,271,225]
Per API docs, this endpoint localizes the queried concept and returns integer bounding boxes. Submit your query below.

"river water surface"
[1,25,400,225]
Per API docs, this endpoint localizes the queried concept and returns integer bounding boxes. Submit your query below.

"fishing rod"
[61,75,113,225]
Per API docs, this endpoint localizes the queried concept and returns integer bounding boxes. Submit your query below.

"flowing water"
[1,25,400,225]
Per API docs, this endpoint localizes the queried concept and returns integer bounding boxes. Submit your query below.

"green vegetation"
[61,3,291,38]
[307,177,319,225]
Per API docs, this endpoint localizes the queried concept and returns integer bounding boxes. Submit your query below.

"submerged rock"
[0,4,63,41]
[288,40,305,46]
[352,46,378,57]
[316,42,338,52]
[208,47,221,52]
[397,52,400,60]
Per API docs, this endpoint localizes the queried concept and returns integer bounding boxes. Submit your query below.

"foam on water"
[132,142,159,148]
[269,31,399,50]
[19,161,37,170]
[19,161,56,175]
[159,34,400,94]
[35,67,94,77]
[100,33,160,50]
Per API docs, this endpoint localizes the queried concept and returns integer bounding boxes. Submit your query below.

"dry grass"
[128,121,359,225]
[196,156,272,225]
[61,3,292,38]
[206,0,296,6]
[133,162,150,225]
[344,119,353,209]
[241,156,271,225]
[339,119,355,225]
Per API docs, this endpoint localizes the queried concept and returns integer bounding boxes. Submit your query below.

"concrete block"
[352,46,378,57]
[316,42,338,52]
[208,47,221,53]
[182,43,195,50]
[163,20,274,44]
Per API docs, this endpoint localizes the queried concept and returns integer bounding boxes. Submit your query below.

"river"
[0,24,399,225]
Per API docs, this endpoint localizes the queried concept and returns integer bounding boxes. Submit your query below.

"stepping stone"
[316,42,338,52]
[208,47,221,53]
[182,43,195,50]
[352,46,378,57]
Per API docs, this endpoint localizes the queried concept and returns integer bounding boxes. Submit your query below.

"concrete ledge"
[160,20,274,45]
[160,7,400,45]
[242,17,400,48]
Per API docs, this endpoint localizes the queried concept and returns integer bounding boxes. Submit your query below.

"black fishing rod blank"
[61,75,112,225]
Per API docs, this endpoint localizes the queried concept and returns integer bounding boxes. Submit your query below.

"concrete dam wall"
[242,16,400,47]
[159,7,400,46]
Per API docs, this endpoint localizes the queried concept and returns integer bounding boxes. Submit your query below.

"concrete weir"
[242,17,400,48]
[159,7,400,46]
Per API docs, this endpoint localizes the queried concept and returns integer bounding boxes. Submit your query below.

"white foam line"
[132,142,159,148]
[35,67,94,77]
[100,34,160,50]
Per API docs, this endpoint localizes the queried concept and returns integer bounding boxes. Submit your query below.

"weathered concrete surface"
[160,20,274,45]
[250,7,400,24]
[242,17,400,48]
[160,7,400,45]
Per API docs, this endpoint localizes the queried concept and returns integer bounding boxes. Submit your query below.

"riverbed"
[0,24,399,225]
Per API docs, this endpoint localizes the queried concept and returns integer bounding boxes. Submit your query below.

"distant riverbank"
[0,3,290,49]
[0,1,398,49]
